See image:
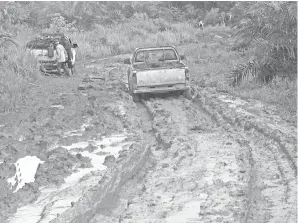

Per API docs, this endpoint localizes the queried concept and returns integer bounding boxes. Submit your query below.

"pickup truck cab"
[124,46,190,102]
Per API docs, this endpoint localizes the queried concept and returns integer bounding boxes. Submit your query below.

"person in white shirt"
[53,40,70,76]
[199,21,204,30]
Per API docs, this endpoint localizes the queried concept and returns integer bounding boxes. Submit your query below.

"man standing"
[199,21,204,30]
[69,44,77,75]
[54,40,70,77]
[61,36,73,70]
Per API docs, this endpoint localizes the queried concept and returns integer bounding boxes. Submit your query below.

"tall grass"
[68,19,200,60]
[181,26,244,85]
[0,29,40,113]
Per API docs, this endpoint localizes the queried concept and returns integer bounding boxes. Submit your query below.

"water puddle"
[7,156,44,193]
[8,133,133,223]
[50,105,64,109]
[166,200,203,222]
[218,96,254,117]
[218,95,248,108]
[63,117,92,138]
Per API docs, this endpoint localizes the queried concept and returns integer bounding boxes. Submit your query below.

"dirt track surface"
[0,55,297,223]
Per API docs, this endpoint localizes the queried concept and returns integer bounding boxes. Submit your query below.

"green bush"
[47,13,77,33]
[203,8,221,26]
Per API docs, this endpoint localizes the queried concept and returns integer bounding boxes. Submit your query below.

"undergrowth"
[230,79,297,125]
[182,27,296,124]
[69,19,199,59]
[0,34,40,113]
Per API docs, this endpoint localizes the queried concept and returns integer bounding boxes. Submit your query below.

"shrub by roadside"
[229,80,297,125]
[181,30,297,125]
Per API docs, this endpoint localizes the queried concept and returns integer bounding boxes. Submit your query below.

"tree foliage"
[0,33,19,47]
[229,1,297,86]
[0,1,236,31]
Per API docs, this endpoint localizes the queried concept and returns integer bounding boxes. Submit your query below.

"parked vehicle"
[124,46,191,102]
[26,33,78,73]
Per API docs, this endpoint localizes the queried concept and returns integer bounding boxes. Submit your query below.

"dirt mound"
[0,162,16,181]
[35,147,92,186]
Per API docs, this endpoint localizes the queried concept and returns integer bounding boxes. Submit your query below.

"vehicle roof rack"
[135,46,176,51]
[40,33,65,37]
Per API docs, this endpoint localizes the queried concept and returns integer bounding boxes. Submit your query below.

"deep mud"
[0,54,296,223]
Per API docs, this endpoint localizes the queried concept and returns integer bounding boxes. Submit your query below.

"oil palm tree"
[0,33,19,48]
[229,1,297,86]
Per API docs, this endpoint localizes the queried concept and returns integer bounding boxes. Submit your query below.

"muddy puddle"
[7,130,133,223]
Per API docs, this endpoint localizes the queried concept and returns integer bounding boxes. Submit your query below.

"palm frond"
[229,1,297,86]
[0,34,19,47]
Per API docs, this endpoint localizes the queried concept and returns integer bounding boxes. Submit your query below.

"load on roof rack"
[40,33,65,37]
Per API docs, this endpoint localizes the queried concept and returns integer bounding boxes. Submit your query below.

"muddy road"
[0,56,297,223]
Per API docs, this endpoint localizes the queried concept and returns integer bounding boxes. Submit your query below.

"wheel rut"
[194,91,297,223]
[110,95,250,222]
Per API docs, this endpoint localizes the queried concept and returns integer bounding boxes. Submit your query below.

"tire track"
[194,91,297,223]
[115,95,249,222]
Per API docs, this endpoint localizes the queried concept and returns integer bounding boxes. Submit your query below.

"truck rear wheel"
[40,64,46,73]
[132,93,140,102]
[183,88,192,100]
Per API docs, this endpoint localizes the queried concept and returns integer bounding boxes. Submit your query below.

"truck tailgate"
[136,69,185,87]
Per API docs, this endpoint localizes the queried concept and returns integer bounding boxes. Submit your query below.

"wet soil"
[0,54,296,223]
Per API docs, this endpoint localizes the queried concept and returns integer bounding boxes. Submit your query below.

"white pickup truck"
[26,33,77,73]
[124,46,191,102]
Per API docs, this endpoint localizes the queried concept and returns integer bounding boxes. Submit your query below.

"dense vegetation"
[0,1,297,123]
[0,2,235,29]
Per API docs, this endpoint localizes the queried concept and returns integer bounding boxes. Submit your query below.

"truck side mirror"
[124,58,131,64]
[180,55,186,60]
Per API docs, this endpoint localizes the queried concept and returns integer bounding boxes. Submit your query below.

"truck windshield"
[134,49,178,63]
